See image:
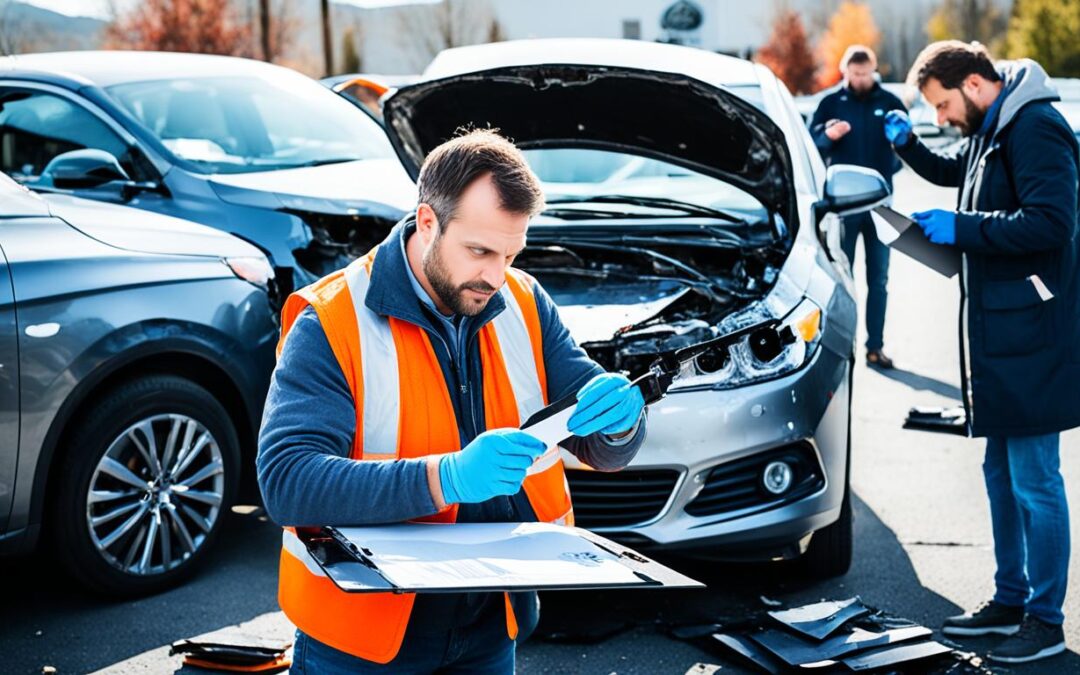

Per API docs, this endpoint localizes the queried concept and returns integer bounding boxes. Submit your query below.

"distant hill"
[0,1,106,54]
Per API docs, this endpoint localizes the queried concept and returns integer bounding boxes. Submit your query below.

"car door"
[0,237,17,532]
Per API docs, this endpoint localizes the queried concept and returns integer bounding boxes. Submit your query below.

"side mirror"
[41,149,130,189]
[815,164,890,220]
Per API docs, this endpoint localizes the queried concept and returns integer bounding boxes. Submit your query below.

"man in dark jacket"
[885,40,1080,664]
[811,45,906,368]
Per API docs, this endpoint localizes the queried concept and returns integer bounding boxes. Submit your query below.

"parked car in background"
[383,38,891,576]
[0,172,278,595]
[0,51,416,296]
[321,73,419,122]
[1051,77,1080,143]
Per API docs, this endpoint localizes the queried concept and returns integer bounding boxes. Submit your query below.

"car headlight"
[670,296,824,391]
[224,255,275,290]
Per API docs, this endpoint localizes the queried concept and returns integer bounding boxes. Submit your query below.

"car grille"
[566,468,680,528]
[685,442,825,518]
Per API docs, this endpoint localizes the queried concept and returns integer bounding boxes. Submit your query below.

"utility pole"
[259,0,272,62]
[320,0,333,76]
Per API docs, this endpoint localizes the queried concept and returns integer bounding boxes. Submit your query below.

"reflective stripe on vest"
[275,247,573,663]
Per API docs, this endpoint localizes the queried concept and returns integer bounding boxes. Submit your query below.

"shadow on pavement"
[0,510,282,675]
[527,493,1080,673]
[870,366,963,402]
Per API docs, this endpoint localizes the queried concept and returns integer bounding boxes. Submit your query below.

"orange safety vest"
[274,246,574,664]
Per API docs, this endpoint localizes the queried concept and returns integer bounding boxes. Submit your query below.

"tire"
[802,487,853,579]
[50,375,240,596]
[802,358,855,579]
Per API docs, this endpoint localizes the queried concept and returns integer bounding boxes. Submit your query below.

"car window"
[0,88,133,183]
[107,72,394,175]
[524,147,769,220]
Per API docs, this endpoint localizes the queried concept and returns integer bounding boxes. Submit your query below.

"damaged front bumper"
[565,336,851,561]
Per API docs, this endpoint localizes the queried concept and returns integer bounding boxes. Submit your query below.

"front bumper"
[565,343,851,561]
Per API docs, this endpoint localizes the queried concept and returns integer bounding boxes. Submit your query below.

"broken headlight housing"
[671,292,824,391]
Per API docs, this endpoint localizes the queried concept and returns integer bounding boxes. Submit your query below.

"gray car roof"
[0,50,284,88]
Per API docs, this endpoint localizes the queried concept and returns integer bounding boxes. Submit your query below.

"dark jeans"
[984,433,1070,624]
[289,593,536,674]
[840,212,890,352]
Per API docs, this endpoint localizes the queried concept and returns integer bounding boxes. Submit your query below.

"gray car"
[0,172,278,595]
[383,39,891,576]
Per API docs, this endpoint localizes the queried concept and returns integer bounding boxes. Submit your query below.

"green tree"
[1004,0,1080,77]
[926,0,1007,54]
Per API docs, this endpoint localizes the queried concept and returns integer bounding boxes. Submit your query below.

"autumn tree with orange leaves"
[816,1,881,90]
[756,10,817,95]
[105,0,252,56]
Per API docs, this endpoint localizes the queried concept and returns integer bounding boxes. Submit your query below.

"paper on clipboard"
[871,206,961,278]
[334,522,649,590]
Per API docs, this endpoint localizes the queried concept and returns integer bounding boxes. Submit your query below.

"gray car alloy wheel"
[85,413,226,577]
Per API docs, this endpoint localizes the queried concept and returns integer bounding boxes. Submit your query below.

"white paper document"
[334,522,648,590]
[520,404,575,449]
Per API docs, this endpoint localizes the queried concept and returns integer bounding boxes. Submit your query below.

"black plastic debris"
[904,406,967,435]
[169,630,291,673]
[676,598,978,673]
[768,598,871,640]
[751,625,932,666]
[710,633,785,674]
[842,641,952,671]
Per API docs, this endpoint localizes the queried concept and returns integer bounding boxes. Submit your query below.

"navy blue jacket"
[896,60,1080,437]
[811,82,906,184]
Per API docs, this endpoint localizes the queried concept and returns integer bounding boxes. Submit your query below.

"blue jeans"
[840,212,890,352]
[289,601,516,674]
[984,433,1070,624]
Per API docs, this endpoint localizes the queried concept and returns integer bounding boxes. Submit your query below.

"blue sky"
[21,0,441,20]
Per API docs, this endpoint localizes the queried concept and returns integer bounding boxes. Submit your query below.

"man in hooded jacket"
[885,41,1080,664]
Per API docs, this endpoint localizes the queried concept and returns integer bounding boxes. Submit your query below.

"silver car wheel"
[85,413,225,576]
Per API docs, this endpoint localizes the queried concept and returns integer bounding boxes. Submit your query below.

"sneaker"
[942,601,1024,637]
[987,616,1066,664]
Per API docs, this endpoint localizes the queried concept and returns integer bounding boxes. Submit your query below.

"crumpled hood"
[992,59,1060,139]
[382,41,797,228]
[44,193,263,258]
[208,158,417,217]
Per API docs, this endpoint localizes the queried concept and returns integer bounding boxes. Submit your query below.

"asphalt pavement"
[3,169,1080,674]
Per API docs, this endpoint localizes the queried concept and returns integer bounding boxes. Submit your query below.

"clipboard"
[296,522,705,594]
[871,206,961,278]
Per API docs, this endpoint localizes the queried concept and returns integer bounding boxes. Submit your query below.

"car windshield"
[526,148,769,221]
[107,73,394,174]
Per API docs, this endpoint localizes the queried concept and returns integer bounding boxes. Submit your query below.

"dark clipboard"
[872,206,962,278]
[296,524,705,594]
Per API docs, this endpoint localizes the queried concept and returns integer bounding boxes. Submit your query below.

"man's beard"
[423,236,497,317]
[956,90,986,136]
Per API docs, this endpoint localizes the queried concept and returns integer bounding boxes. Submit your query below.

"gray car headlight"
[671,296,824,391]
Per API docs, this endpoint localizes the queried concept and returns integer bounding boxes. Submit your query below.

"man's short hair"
[907,40,1000,91]
[841,45,876,70]
[417,128,545,230]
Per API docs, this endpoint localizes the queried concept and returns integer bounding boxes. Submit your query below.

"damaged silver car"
[382,39,890,577]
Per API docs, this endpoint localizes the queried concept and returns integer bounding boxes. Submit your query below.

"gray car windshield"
[107,74,394,174]
[526,149,769,221]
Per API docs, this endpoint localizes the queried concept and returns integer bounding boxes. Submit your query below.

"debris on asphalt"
[760,595,784,607]
[169,628,291,673]
[672,597,996,673]
[767,597,871,640]
[684,663,724,675]
[904,406,967,435]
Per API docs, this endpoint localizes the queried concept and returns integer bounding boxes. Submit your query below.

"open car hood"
[382,39,797,228]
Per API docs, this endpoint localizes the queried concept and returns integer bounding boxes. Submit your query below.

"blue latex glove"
[567,373,645,437]
[884,110,912,146]
[912,209,957,245]
[439,429,548,504]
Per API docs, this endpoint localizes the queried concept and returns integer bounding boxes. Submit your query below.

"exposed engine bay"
[518,224,788,375]
[289,210,399,288]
